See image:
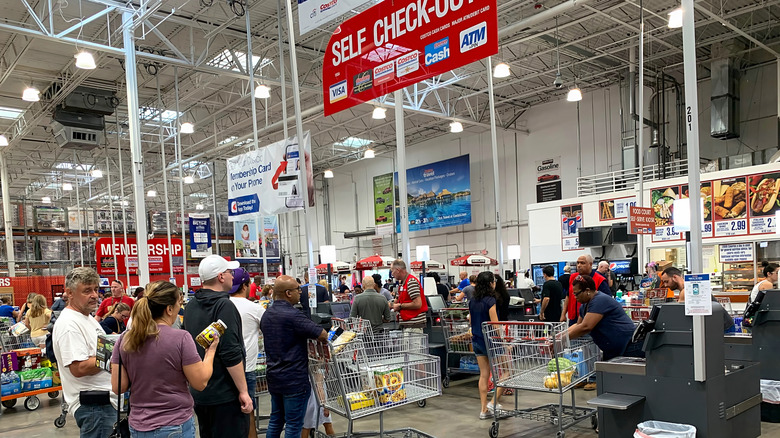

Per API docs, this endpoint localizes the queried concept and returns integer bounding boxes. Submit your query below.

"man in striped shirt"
[390,259,428,332]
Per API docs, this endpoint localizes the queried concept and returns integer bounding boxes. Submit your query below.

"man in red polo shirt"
[560,255,610,325]
[95,279,134,321]
[390,259,428,333]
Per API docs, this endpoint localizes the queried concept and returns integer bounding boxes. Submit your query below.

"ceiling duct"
[51,120,104,150]
[46,85,118,116]
[343,229,377,239]
[710,42,743,139]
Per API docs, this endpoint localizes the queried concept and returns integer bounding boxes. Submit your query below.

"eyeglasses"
[222,269,234,276]
[120,313,131,318]
[287,286,302,293]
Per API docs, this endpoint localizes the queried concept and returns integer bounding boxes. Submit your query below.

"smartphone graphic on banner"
[282,142,304,208]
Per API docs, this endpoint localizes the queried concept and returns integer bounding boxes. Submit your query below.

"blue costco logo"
[425,37,450,66]
[460,22,487,53]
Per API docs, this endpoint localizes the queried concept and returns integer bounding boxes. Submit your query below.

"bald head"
[459,271,467,280]
[362,276,376,291]
[576,255,594,275]
[597,261,609,275]
[273,275,302,304]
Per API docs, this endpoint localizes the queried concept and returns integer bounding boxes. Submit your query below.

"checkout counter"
[589,303,762,438]
[724,289,780,380]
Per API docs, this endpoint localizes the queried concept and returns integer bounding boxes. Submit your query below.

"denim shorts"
[129,416,196,438]
[473,340,488,356]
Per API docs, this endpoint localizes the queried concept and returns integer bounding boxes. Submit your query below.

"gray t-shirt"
[379,287,393,302]
[350,290,392,332]
[462,285,475,300]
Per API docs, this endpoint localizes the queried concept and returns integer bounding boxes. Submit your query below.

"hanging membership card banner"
[226,132,314,221]
[188,214,212,258]
[323,0,498,116]
[297,0,374,36]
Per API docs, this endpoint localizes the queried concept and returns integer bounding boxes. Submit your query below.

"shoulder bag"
[109,341,130,438]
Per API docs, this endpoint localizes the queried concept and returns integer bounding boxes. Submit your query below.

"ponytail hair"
[122,281,180,353]
[108,302,131,317]
[762,261,779,278]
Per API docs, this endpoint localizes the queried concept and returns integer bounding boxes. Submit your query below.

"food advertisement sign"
[651,186,682,242]
[322,0,498,116]
[373,173,395,226]
[712,177,748,237]
[599,197,636,221]
[681,182,713,237]
[536,157,561,203]
[394,155,471,233]
[561,204,583,251]
[628,206,655,234]
[748,172,780,234]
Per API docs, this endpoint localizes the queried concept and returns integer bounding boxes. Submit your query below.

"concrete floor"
[2,376,780,437]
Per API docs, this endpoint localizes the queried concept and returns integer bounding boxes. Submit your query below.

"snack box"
[11,348,41,357]
[1,351,19,373]
[337,391,376,411]
[95,334,120,372]
[374,367,407,406]
[17,354,42,370]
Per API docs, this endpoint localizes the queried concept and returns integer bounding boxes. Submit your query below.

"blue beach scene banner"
[395,155,472,233]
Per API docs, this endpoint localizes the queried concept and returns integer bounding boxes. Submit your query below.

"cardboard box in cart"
[95,334,120,372]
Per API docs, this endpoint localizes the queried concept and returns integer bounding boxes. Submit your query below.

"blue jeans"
[245,371,257,411]
[265,387,311,438]
[129,416,195,438]
[74,404,117,438]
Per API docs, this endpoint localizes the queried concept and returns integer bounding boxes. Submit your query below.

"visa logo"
[460,22,487,53]
[424,37,449,66]
[329,80,347,103]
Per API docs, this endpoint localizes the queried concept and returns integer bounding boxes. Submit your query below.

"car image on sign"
[377,215,388,223]
[538,174,560,183]
[376,197,386,204]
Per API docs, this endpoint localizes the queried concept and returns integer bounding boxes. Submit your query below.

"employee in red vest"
[390,259,428,333]
[561,254,610,325]
[95,279,134,322]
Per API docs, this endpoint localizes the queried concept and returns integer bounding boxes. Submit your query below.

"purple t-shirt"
[112,324,202,431]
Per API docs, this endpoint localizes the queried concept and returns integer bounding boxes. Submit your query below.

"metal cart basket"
[482,321,599,438]
[308,332,441,437]
[255,333,269,434]
[440,308,479,387]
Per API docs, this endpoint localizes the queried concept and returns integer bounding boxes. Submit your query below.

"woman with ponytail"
[110,281,219,437]
[99,302,130,334]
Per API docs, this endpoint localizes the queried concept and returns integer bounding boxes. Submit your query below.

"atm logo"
[424,37,450,66]
[460,22,487,53]
[329,80,347,103]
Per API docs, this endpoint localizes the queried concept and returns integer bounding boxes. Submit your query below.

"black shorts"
[194,399,249,438]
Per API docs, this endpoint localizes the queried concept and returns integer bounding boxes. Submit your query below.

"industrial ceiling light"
[147,189,157,197]
[0,135,8,146]
[62,183,73,191]
[668,8,683,29]
[372,107,386,119]
[41,196,51,204]
[90,169,103,178]
[183,175,195,184]
[22,87,40,102]
[449,121,463,133]
[567,87,583,102]
[122,200,129,207]
[364,149,375,159]
[254,84,271,99]
[324,169,334,179]
[180,122,194,134]
[195,203,204,210]
[553,72,564,89]
[493,62,511,78]
[75,51,97,69]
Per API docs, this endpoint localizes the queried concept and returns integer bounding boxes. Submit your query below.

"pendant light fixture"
[324,170,334,178]
[493,62,511,78]
[183,175,195,184]
[90,169,103,178]
[42,197,51,204]
[364,149,375,159]
[0,135,8,146]
[22,87,40,102]
[567,87,583,102]
[180,122,194,134]
[254,84,271,99]
[372,107,387,119]
[75,51,97,69]
[147,189,157,197]
[196,204,204,210]
[449,121,464,133]
[668,8,683,29]
[62,183,73,191]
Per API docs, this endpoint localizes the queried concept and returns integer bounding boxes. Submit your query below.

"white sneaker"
[487,401,504,412]
[479,411,493,420]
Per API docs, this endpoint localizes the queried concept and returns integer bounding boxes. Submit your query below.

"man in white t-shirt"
[229,268,265,438]
[53,267,117,438]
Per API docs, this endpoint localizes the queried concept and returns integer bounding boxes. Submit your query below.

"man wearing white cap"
[184,255,252,438]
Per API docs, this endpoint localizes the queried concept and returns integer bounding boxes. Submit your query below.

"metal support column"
[157,76,174,276]
[116,124,131,287]
[487,57,504,268]
[681,0,706,382]
[0,153,15,276]
[637,1,645,269]
[394,89,410,266]
[123,11,150,286]
[173,67,188,290]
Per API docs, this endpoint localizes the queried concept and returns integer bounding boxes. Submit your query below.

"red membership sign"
[323,0,498,116]
[628,206,656,235]
[95,237,184,276]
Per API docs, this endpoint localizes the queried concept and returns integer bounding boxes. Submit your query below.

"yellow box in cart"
[374,367,407,405]
[337,391,376,411]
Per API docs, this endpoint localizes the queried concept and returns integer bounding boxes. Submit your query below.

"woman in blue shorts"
[469,271,503,419]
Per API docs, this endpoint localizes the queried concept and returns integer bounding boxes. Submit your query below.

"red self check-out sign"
[323,0,498,117]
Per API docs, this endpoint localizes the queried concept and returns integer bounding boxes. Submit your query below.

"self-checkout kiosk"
[588,303,761,438]
[724,289,780,380]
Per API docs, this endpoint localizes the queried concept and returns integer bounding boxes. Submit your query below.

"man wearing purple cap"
[184,255,252,438]
[230,268,265,438]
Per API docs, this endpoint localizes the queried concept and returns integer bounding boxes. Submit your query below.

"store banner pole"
[73,151,84,266]
[637,2,645,276]
[173,66,188,290]
[157,75,174,277]
[245,10,269,283]
[210,160,220,257]
[277,0,296,278]
[122,11,151,287]
[285,0,317,309]
[486,57,505,269]
[681,0,706,382]
[106,155,118,281]
[115,122,131,288]
[394,89,411,266]
[0,152,15,276]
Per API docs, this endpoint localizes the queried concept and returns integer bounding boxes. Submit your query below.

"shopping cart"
[0,324,61,412]
[331,317,375,341]
[307,333,441,437]
[623,306,652,323]
[440,308,479,388]
[482,321,598,438]
[255,334,269,434]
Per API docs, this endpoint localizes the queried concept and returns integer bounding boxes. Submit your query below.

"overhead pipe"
[498,0,593,39]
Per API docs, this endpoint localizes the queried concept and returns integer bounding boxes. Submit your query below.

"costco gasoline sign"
[323,0,498,116]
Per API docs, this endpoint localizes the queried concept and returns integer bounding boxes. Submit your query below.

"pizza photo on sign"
[748,172,780,217]
[712,177,748,220]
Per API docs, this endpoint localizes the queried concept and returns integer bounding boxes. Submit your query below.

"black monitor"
[507,288,522,298]
[518,288,535,304]
[578,227,604,247]
[610,223,637,245]
[330,302,351,319]
[427,295,446,312]
[316,303,332,314]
